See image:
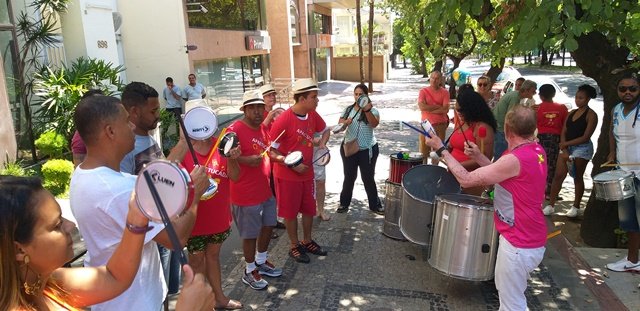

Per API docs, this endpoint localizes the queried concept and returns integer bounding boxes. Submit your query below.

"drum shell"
[399,165,460,246]
[383,180,406,240]
[389,155,422,184]
[429,194,498,281]
[593,170,636,201]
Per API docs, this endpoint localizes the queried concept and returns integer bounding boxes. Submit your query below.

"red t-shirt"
[270,109,326,181]
[181,141,232,236]
[418,87,450,125]
[71,131,86,154]
[537,101,568,135]
[228,120,272,206]
[449,123,477,163]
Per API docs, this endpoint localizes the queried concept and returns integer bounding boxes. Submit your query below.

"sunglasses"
[477,83,488,87]
[618,86,639,93]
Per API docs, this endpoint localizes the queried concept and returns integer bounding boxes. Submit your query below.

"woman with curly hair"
[447,91,497,195]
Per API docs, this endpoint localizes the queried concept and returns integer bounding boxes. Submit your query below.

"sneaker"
[606,256,640,272]
[242,269,268,290]
[289,244,310,263]
[256,260,283,277]
[336,205,349,213]
[566,207,579,218]
[302,240,328,256]
[542,205,554,216]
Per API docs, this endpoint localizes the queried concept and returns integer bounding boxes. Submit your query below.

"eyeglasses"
[618,86,639,93]
[477,83,488,87]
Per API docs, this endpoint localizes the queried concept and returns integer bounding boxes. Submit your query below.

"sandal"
[215,299,243,310]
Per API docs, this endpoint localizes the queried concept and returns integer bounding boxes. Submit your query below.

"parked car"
[500,76,573,110]
[491,66,522,94]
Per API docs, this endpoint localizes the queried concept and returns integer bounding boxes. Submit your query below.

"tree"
[355,0,364,83]
[14,0,71,162]
[367,0,374,91]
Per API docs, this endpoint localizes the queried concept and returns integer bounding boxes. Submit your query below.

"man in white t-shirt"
[70,94,208,310]
[182,73,206,100]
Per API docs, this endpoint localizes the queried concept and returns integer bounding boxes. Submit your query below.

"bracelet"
[126,222,154,234]
[435,146,447,157]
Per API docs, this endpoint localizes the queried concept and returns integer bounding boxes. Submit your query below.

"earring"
[23,255,42,295]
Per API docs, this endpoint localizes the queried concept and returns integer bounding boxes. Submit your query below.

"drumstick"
[459,122,470,146]
[601,162,640,167]
[478,126,487,154]
[142,171,188,265]
[401,121,430,137]
[547,230,562,240]
[312,150,330,164]
[178,118,199,166]
[205,127,227,165]
[261,129,286,156]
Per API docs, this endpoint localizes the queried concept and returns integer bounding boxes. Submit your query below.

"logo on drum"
[150,170,175,187]
[192,126,210,133]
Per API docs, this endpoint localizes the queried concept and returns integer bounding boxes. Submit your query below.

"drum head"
[436,194,493,211]
[284,151,303,166]
[135,160,191,223]
[218,132,238,157]
[313,148,330,166]
[594,170,632,182]
[402,165,461,203]
[183,106,218,140]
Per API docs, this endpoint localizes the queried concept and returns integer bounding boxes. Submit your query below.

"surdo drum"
[399,165,460,246]
[429,194,499,281]
[183,106,219,140]
[284,151,304,167]
[593,170,636,201]
[382,180,406,240]
[135,160,195,223]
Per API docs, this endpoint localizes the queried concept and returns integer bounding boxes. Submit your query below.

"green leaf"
[564,36,578,51]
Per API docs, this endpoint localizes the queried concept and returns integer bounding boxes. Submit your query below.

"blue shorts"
[568,141,593,160]
[618,177,640,232]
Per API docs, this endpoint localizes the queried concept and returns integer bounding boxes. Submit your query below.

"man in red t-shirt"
[535,84,568,196]
[417,71,450,164]
[229,90,282,290]
[269,79,330,264]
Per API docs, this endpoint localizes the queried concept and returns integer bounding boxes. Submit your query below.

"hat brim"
[262,90,276,95]
[239,100,265,111]
[293,86,320,94]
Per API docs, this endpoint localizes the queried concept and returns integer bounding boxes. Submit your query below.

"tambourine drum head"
[218,132,238,157]
[183,106,218,140]
[135,160,192,223]
[313,148,330,166]
[284,151,303,167]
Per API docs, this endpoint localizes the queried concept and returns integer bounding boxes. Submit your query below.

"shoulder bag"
[342,108,362,157]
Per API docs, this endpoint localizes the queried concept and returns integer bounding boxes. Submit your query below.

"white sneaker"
[566,207,579,218]
[542,205,554,216]
[606,256,640,272]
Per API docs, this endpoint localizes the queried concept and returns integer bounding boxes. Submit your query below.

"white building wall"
[117,0,190,103]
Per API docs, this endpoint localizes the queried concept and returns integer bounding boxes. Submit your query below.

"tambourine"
[357,94,370,108]
[183,106,219,140]
[135,160,194,223]
[284,151,304,167]
[332,123,347,133]
[313,148,330,166]
[201,177,218,201]
[218,132,238,157]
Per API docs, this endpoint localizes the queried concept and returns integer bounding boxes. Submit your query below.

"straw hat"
[293,78,320,94]
[259,84,276,96]
[240,90,265,111]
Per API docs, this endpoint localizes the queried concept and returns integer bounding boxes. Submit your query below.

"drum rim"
[400,165,461,203]
[313,148,331,166]
[435,194,494,211]
[284,151,303,166]
[183,106,219,140]
[219,132,238,155]
[135,160,190,222]
[593,170,634,182]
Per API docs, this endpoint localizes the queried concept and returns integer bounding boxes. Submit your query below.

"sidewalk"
[206,68,638,310]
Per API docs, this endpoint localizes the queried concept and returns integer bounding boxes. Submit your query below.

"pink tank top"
[493,142,547,248]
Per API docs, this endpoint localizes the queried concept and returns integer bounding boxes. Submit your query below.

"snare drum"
[313,148,330,166]
[135,160,195,223]
[284,151,304,167]
[183,106,219,140]
[389,154,423,184]
[593,170,636,201]
[218,132,238,157]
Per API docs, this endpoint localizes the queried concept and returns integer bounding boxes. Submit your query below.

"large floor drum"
[429,194,498,281]
[400,165,460,246]
[383,180,406,240]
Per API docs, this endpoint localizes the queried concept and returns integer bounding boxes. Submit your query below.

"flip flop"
[215,299,243,310]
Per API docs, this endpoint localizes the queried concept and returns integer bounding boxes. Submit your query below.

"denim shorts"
[568,141,594,160]
[618,177,640,232]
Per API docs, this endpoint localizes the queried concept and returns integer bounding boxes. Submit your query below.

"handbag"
[342,109,362,157]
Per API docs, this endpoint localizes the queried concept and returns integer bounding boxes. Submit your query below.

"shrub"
[1,161,27,176]
[41,159,74,196]
[35,131,68,158]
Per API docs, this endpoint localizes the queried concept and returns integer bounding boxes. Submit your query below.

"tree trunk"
[433,60,443,73]
[485,58,505,83]
[571,31,631,247]
[417,18,428,77]
[540,48,548,66]
[367,0,374,91]
[355,0,364,83]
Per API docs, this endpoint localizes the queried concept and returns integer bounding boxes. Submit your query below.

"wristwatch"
[435,146,447,157]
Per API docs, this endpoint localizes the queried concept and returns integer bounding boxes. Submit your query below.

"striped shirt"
[343,106,379,150]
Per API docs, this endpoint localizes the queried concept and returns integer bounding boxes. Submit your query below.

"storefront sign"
[245,35,271,50]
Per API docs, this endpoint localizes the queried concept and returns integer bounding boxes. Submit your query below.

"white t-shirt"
[70,166,166,311]
[612,102,640,176]
[182,83,206,100]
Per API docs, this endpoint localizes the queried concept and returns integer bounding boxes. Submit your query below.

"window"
[289,0,300,43]
[187,0,262,31]
[311,12,330,35]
